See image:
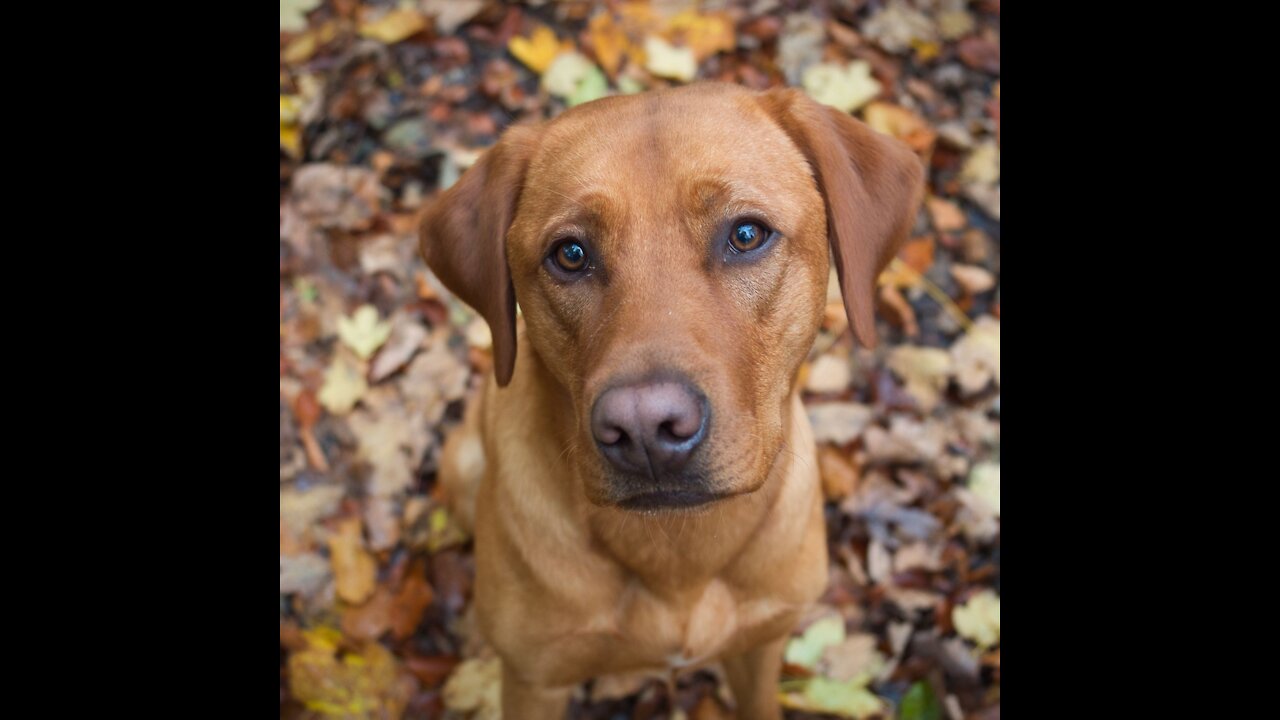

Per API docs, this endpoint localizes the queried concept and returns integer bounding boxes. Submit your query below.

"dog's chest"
[587,577,796,671]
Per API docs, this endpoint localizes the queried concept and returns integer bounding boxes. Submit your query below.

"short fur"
[421,83,923,719]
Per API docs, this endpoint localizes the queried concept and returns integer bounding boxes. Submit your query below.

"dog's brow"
[536,191,618,237]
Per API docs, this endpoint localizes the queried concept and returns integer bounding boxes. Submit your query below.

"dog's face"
[422,83,922,511]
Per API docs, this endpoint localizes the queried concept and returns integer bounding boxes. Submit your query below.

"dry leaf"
[280,0,322,33]
[281,553,332,596]
[443,656,502,718]
[370,318,426,383]
[587,11,629,76]
[863,0,937,54]
[951,315,1000,395]
[421,0,484,35]
[389,569,435,640]
[318,353,368,415]
[359,8,428,44]
[822,633,885,682]
[644,35,697,81]
[337,305,393,360]
[281,484,346,539]
[927,197,966,231]
[886,346,953,413]
[784,614,846,669]
[509,25,572,74]
[329,517,377,605]
[967,462,1000,516]
[803,61,881,114]
[666,9,735,62]
[342,584,394,640]
[807,354,853,394]
[863,102,936,154]
[818,446,859,500]
[951,264,995,294]
[288,629,413,717]
[961,141,1000,186]
[953,590,1000,649]
[808,403,874,445]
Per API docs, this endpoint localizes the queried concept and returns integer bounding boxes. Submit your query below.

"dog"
[420,82,923,718]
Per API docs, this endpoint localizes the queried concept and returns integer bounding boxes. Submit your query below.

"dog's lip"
[615,488,730,510]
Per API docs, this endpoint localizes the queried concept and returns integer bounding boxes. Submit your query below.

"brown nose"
[591,380,709,477]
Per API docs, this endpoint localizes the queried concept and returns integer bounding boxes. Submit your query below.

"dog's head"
[421,83,922,511]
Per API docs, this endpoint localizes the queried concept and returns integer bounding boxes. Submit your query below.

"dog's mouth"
[614,488,732,511]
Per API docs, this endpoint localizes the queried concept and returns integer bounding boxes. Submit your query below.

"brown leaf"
[389,565,435,640]
[927,197,966,232]
[341,584,394,640]
[329,517,378,605]
[818,446,859,500]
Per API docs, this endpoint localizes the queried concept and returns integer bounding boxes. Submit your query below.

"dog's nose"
[591,380,709,476]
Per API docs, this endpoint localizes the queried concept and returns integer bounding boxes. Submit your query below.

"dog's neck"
[517,341,818,599]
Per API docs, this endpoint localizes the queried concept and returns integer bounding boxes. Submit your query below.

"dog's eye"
[554,240,588,272]
[729,222,768,253]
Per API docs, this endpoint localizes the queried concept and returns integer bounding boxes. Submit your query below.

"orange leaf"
[587,12,629,76]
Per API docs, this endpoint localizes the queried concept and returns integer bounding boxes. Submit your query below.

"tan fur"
[422,83,923,719]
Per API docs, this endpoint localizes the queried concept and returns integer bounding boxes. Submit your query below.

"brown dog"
[420,82,922,718]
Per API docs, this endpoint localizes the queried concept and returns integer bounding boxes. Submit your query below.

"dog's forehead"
[524,87,812,202]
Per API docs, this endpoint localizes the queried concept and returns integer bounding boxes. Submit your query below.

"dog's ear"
[758,89,924,349]
[419,125,541,386]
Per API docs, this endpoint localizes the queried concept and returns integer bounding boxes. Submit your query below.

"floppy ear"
[758,89,924,348]
[419,125,541,386]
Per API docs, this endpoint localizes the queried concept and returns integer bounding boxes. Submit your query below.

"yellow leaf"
[283,21,338,65]
[953,589,1000,649]
[443,657,502,714]
[318,353,367,415]
[886,346,953,413]
[643,35,697,82]
[281,95,303,157]
[784,615,846,669]
[665,10,735,62]
[962,141,1000,185]
[288,632,411,716]
[781,676,884,718]
[587,12,629,76]
[509,25,573,75]
[968,462,1000,516]
[358,8,428,45]
[862,102,936,153]
[280,0,322,33]
[337,305,392,360]
[802,61,881,114]
[328,517,377,605]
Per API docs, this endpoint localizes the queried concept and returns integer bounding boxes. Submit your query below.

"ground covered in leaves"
[279,1,1000,718]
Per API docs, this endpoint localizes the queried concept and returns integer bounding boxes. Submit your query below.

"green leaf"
[801,677,884,718]
[784,615,846,669]
[568,65,608,107]
[900,681,942,720]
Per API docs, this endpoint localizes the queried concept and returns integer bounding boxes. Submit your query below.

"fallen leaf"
[953,590,1000,649]
[666,9,735,62]
[586,11,629,76]
[389,568,435,640]
[968,462,1000,516]
[443,656,502,717]
[644,35,697,82]
[961,141,1000,186]
[292,164,385,231]
[363,495,400,551]
[288,630,413,717]
[807,354,853,394]
[886,346,953,413]
[803,61,882,114]
[329,517,377,605]
[777,13,825,85]
[359,7,427,44]
[950,264,995,294]
[337,305,393,360]
[785,614,846,669]
[784,676,884,718]
[509,25,572,74]
[341,584,394,640]
[936,10,975,41]
[318,353,368,415]
[818,446,859,500]
[900,680,943,720]
[281,484,346,538]
[926,197,966,231]
[863,102,936,154]
[808,403,874,445]
[569,63,609,106]
[951,315,1000,395]
[421,0,484,35]
[862,0,937,54]
[822,633,885,682]
[281,553,332,596]
[370,318,426,382]
[280,0,321,33]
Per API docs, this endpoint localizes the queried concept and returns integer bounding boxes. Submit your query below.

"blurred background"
[279,1,1000,718]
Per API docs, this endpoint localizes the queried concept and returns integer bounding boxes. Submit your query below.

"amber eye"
[729,222,768,253]
[554,240,588,272]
